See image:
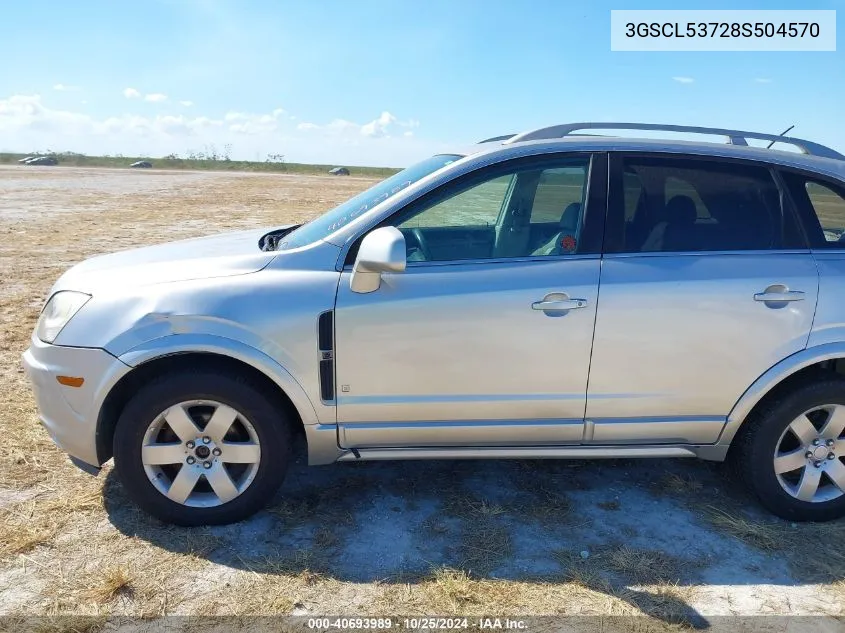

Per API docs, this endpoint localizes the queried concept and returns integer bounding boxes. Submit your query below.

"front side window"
[615,157,787,253]
[399,175,514,228]
[392,158,590,262]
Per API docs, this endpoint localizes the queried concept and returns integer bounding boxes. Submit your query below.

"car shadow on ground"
[103,440,844,626]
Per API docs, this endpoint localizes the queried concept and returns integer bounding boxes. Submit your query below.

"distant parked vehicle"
[17,156,35,163]
[130,161,152,169]
[329,167,350,176]
[25,156,58,166]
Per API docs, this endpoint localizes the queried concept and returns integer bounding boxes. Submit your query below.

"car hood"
[53,227,287,293]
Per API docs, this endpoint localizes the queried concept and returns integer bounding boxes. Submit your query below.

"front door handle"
[753,290,805,302]
[532,298,587,311]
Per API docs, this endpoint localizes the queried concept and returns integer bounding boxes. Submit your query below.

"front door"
[334,153,606,448]
[585,153,819,444]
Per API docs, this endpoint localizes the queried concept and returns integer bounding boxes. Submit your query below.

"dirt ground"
[0,166,844,629]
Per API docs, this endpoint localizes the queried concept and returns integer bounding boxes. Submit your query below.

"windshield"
[277,154,462,250]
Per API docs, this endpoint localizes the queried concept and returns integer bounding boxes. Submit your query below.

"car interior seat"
[641,195,697,252]
[532,202,581,256]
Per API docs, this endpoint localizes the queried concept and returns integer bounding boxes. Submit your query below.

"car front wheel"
[734,378,845,522]
[113,369,291,526]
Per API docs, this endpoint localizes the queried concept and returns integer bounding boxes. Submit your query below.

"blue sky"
[0,0,842,166]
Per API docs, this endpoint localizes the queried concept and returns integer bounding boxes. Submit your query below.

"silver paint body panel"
[586,252,819,443]
[335,257,600,446]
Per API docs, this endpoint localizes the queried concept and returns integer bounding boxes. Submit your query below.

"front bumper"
[22,336,132,470]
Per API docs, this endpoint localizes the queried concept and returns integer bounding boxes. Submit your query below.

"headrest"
[665,196,697,225]
[560,202,581,229]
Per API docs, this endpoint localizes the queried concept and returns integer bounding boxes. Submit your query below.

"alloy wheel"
[141,400,261,507]
[773,404,845,503]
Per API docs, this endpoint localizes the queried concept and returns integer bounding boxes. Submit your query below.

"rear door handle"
[532,299,587,311]
[753,290,805,302]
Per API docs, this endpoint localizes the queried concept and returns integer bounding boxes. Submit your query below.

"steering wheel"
[407,228,433,261]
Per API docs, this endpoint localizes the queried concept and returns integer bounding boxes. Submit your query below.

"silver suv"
[23,123,845,525]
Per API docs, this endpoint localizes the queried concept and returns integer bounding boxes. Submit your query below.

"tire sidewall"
[743,381,845,522]
[113,372,290,526]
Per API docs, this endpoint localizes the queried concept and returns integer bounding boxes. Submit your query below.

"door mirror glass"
[350,226,406,293]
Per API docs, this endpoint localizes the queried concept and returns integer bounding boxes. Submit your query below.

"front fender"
[718,342,845,447]
[118,333,320,428]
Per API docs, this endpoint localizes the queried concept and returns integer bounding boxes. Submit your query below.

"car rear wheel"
[113,370,291,526]
[733,378,845,522]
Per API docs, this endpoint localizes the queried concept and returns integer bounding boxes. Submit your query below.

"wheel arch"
[719,343,845,451]
[97,342,321,465]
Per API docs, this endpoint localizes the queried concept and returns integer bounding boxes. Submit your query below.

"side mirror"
[350,226,406,294]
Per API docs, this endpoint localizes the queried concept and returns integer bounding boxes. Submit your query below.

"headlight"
[36,291,91,343]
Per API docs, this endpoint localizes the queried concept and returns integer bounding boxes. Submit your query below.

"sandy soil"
[0,166,843,629]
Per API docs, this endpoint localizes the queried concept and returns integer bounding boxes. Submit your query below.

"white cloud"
[672,76,695,84]
[754,78,773,84]
[123,88,141,99]
[361,111,397,138]
[327,119,358,132]
[179,100,194,107]
[0,94,432,166]
[296,111,418,141]
[223,108,287,134]
[144,93,168,103]
[53,83,81,92]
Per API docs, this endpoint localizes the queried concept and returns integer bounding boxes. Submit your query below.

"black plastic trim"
[319,359,334,401]
[317,311,335,401]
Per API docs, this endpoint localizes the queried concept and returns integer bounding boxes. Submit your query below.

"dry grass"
[84,567,134,603]
[701,507,781,551]
[375,565,698,627]
[456,522,512,575]
[555,546,687,587]
[658,473,704,496]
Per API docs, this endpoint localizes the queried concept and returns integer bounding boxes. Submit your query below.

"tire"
[113,369,292,526]
[732,377,845,522]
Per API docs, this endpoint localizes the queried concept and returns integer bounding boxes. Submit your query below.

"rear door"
[585,153,819,444]
[780,170,845,348]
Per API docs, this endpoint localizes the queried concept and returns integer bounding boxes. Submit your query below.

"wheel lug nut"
[805,451,814,459]
[828,453,836,460]
[826,439,835,447]
[814,460,822,468]
[186,456,196,465]
[212,448,222,456]
[203,461,212,469]
[186,440,195,449]
[202,436,211,444]
[813,439,821,446]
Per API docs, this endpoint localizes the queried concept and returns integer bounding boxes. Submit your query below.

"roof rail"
[504,122,845,160]
[478,134,517,144]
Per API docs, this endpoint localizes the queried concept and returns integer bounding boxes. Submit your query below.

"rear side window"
[781,172,845,248]
[623,171,643,222]
[613,156,790,253]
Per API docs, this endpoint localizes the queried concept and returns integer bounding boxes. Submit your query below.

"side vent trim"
[317,311,335,401]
